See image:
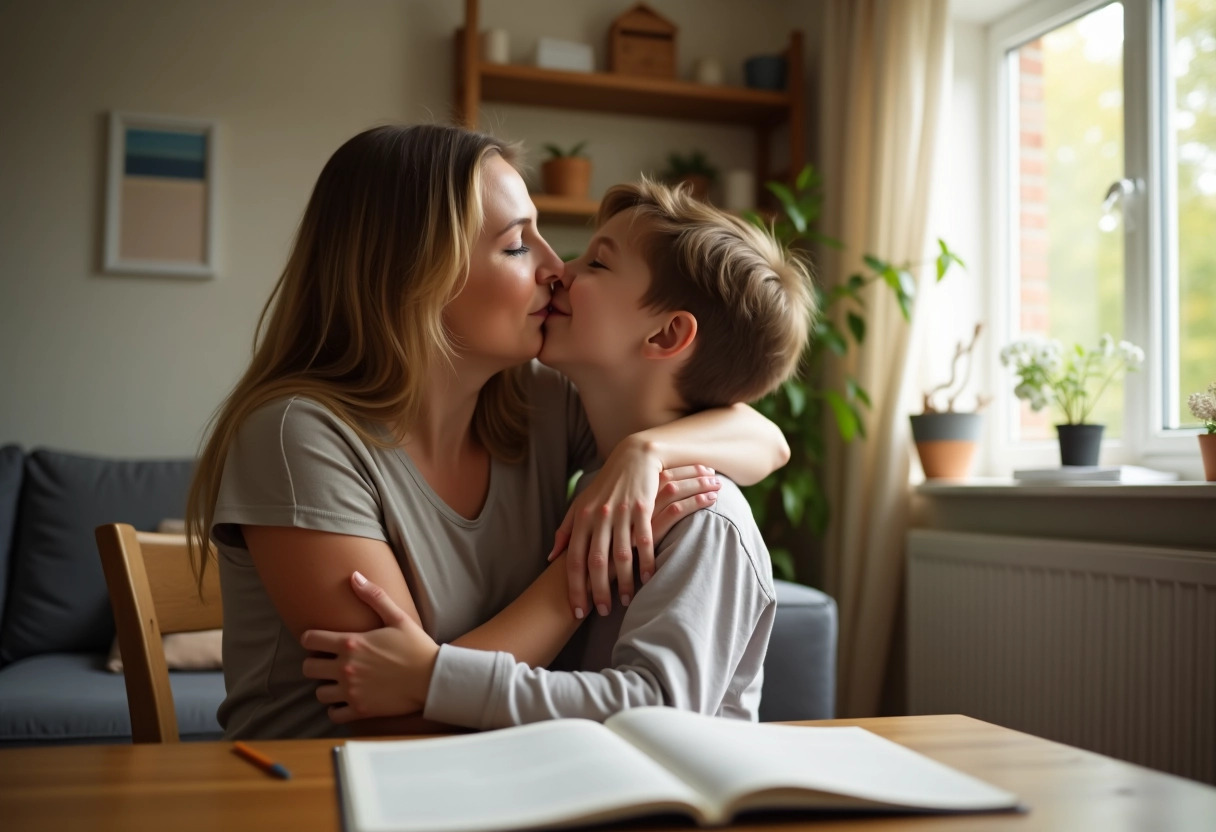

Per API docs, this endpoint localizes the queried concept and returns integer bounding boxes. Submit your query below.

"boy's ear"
[643,311,697,360]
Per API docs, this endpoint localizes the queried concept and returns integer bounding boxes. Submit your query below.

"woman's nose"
[536,245,564,285]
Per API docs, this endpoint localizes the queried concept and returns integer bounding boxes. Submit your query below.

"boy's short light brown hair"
[596,178,815,411]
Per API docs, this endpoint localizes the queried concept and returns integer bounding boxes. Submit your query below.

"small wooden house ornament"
[608,3,677,79]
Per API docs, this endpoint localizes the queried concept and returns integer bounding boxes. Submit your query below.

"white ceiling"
[951,0,1030,23]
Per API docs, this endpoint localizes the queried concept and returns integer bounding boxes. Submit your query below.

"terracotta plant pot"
[910,413,982,479]
[674,173,712,202]
[1057,423,1104,466]
[541,157,591,199]
[1200,434,1216,482]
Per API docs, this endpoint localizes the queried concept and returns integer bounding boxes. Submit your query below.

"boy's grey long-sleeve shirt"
[422,477,777,729]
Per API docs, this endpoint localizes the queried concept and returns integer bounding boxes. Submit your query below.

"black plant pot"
[1056,424,1104,466]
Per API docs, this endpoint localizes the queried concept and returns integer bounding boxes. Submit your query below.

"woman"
[186,124,788,739]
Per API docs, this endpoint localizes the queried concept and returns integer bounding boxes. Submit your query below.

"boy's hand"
[548,445,721,619]
[300,572,439,723]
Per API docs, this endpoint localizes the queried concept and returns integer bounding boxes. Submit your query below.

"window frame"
[985,0,1203,476]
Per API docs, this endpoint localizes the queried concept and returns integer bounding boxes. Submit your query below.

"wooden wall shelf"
[528,195,770,224]
[530,194,600,222]
[479,63,792,125]
[456,0,804,222]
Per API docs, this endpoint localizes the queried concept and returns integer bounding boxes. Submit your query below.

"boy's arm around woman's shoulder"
[424,481,776,729]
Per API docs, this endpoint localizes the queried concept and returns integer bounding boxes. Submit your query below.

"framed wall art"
[104,112,216,278]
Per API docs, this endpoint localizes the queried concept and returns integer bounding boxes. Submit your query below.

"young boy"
[306,179,813,726]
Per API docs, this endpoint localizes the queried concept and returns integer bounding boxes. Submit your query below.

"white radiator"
[907,529,1216,784]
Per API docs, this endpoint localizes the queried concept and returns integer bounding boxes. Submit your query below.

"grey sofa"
[0,446,224,745]
[0,445,835,745]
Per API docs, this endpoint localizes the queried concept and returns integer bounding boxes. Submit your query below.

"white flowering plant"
[999,334,1145,425]
[1188,382,1216,435]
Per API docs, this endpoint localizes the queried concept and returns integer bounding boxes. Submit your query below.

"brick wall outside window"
[1018,41,1052,437]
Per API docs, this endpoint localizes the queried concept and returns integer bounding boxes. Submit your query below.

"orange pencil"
[232,741,292,780]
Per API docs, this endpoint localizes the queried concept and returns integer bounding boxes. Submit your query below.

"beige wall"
[0,0,819,457]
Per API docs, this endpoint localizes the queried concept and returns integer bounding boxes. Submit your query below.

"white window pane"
[1013,2,1126,439]
[1170,0,1216,428]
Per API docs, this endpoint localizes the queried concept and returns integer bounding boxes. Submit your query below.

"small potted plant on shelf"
[911,323,990,479]
[661,150,718,202]
[1000,334,1145,466]
[541,141,591,200]
[1187,380,1216,481]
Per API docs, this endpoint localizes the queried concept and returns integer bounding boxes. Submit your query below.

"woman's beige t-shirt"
[211,362,595,739]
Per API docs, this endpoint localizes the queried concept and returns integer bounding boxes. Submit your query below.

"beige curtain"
[817,0,951,717]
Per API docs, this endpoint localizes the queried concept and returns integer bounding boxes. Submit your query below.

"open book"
[334,707,1020,832]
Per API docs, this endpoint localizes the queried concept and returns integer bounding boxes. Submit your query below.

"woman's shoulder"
[521,359,577,405]
[520,361,595,466]
[214,394,384,545]
[236,395,367,451]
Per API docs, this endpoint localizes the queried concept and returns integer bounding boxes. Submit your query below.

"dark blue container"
[744,55,787,90]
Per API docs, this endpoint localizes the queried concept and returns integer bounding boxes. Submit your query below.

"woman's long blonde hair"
[186,124,529,588]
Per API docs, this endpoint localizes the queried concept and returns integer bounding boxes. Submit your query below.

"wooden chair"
[95,523,222,743]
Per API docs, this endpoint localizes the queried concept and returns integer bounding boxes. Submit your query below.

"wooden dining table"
[2,713,1214,831]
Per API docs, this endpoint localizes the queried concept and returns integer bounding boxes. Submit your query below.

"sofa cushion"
[0,444,23,628]
[0,652,224,744]
[760,580,837,722]
[0,450,194,664]
[106,629,223,673]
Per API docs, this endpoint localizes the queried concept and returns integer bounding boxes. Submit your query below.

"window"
[1010,3,1126,440]
[1167,0,1216,430]
[991,0,1216,467]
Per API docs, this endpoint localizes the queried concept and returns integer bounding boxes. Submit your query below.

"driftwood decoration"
[923,323,990,413]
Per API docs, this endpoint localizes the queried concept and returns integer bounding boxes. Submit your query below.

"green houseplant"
[541,141,591,200]
[741,166,964,580]
[1188,381,1216,481]
[999,334,1144,466]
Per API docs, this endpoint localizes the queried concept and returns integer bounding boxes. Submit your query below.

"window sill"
[916,479,1216,499]
[912,479,1214,551]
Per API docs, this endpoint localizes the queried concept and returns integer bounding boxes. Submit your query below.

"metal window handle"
[1100,178,1137,232]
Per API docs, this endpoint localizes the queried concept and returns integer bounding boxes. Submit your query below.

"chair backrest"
[95,523,222,743]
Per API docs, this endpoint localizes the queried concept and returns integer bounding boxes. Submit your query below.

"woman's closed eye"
[504,244,531,257]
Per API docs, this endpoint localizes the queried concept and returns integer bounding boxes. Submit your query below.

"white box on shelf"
[535,38,594,73]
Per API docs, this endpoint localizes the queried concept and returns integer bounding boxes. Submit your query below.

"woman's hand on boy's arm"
[550,447,721,619]
[301,572,439,723]
[304,560,583,723]
[651,466,725,538]
[548,402,786,618]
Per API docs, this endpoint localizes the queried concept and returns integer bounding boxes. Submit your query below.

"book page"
[339,719,708,832]
[607,708,1018,815]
